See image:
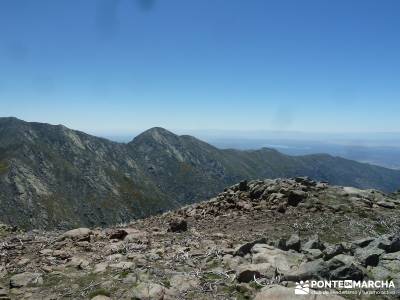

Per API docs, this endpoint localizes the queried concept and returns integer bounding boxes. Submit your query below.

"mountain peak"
[143,127,174,136]
[129,127,179,145]
[0,116,25,125]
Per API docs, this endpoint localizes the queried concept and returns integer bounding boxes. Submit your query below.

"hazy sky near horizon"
[1,0,400,133]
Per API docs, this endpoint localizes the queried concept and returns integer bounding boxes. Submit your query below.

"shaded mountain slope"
[0,118,173,229]
[0,117,399,229]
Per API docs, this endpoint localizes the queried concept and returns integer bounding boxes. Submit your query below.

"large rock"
[353,237,374,248]
[67,256,91,270]
[342,187,369,198]
[91,296,111,300]
[236,263,275,283]
[130,282,166,299]
[168,274,199,293]
[10,272,43,288]
[325,254,365,280]
[369,266,392,281]
[302,235,325,251]
[251,244,304,275]
[238,180,248,191]
[109,261,134,270]
[222,254,247,269]
[286,234,301,252]
[168,218,187,233]
[377,201,395,209]
[330,264,364,281]
[124,229,148,244]
[355,247,384,267]
[295,176,316,187]
[0,285,7,298]
[93,262,109,274]
[384,234,400,253]
[234,238,267,256]
[108,229,128,240]
[327,254,356,267]
[369,235,400,253]
[287,190,307,206]
[250,185,265,199]
[303,249,323,260]
[285,259,330,281]
[276,238,288,251]
[381,251,400,261]
[378,251,400,275]
[371,256,400,288]
[62,228,92,241]
[323,243,345,260]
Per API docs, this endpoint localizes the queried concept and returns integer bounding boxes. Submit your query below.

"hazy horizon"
[4,115,400,140]
[93,126,400,170]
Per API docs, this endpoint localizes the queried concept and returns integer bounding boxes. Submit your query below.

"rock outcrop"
[0,178,399,299]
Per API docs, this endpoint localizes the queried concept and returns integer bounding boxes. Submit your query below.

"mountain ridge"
[1,117,400,229]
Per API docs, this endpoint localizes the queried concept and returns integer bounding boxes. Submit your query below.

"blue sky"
[1,0,400,134]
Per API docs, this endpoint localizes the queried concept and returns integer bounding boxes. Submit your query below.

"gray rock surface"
[9,273,42,288]
[0,177,399,299]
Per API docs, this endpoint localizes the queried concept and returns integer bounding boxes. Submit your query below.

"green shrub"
[0,161,8,173]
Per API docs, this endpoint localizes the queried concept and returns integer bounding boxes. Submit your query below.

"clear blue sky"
[1,0,399,134]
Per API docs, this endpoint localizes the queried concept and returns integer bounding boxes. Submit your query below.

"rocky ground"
[0,177,400,299]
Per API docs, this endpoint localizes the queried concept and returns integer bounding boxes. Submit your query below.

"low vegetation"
[0,178,399,299]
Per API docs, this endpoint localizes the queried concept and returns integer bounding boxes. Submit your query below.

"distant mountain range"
[1,117,400,229]
[204,137,400,170]
[102,131,400,170]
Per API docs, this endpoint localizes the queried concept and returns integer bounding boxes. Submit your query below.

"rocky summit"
[1,117,400,230]
[1,178,400,299]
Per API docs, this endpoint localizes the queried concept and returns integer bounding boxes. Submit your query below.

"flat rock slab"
[10,272,42,288]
